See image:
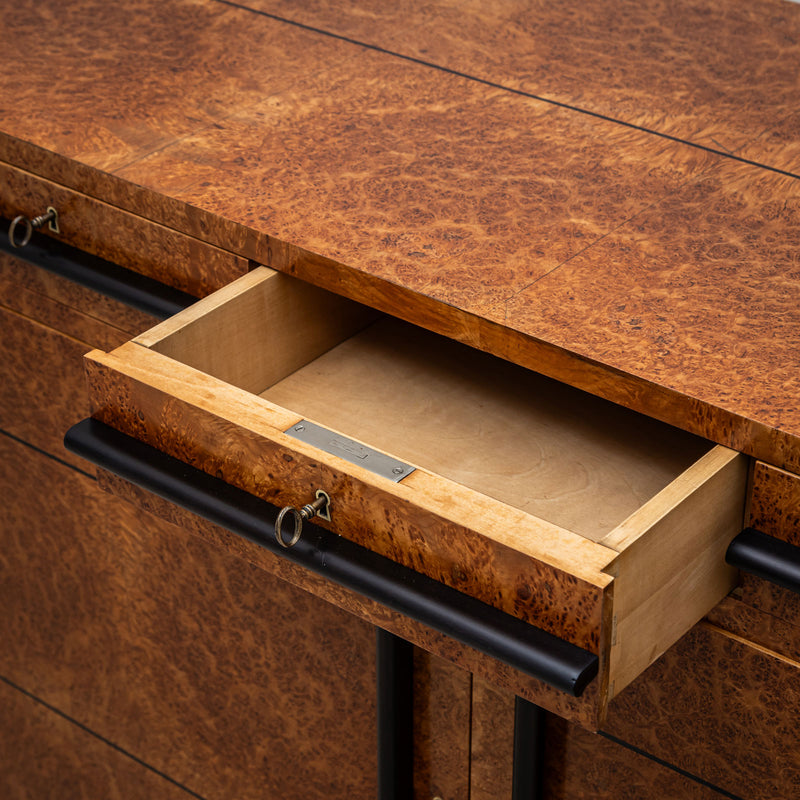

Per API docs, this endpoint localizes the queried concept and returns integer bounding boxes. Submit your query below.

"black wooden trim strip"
[376,629,414,800]
[1,219,196,319]
[64,418,599,697]
[512,698,547,800]
[0,674,209,800]
[726,527,800,594]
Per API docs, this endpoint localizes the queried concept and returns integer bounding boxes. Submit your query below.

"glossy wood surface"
[1,0,799,471]
[0,679,195,800]
[0,435,378,799]
[240,0,800,163]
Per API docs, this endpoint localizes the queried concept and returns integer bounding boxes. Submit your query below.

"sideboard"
[2,1,800,798]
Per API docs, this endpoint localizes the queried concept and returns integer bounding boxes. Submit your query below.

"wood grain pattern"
[242,0,800,162]
[0,163,248,296]
[94,466,607,728]
[469,680,515,800]
[603,447,746,698]
[503,158,800,473]
[604,623,800,800]
[706,593,800,664]
[0,274,132,354]
[740,108,800,174]
[0,0,352,173]
[412,651,471,800]
[262,313,711,542]
[749,460,800,546]
[2,1,797,473]
[0,679,194,800]
[1,249,158,336]
[140,266,376,394]
[112,48,715,310]
[0,434,378,799]
[0,305,102,466]
[86,342,612,654]
[740,575,800,626]
[544,716,725,800]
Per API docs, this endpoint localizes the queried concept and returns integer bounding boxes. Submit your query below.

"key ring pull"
[275,490,331,548]
[8,207,60,248]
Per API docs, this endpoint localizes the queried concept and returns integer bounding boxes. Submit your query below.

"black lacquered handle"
[726,527,800,594]
[65,418,599,697]
[1,216,195,318]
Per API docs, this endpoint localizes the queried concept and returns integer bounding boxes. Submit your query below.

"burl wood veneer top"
[1,0,799,469]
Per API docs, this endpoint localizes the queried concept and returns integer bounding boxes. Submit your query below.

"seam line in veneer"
[700,621,800,669]
[212,0,800,183]
[0,674,210,800]
[0,428,97,481]
[597,730,745,800]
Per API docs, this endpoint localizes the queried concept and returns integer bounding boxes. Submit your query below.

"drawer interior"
[261,319,710,541]
[96,266,748,709]
[141,267,711,543]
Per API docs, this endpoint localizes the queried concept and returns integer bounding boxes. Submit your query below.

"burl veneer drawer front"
[78,267,748,724]
[749,461,800,545]
[0,244,184,466]
[0,161,248,296]
[726,461,800,602]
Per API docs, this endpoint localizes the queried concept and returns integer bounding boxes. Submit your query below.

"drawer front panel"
[0,162,248,296]
[0,305,106,466]
[0,679,193,800]
[733,461,800,615]
[605,620,800,800]
[749,460,800,546]
[0,249,157,336]
[85,347,609,652]
[0,434,378,799]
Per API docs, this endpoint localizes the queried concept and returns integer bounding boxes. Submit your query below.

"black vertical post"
[376,629,414,800]
[512,697,547,800]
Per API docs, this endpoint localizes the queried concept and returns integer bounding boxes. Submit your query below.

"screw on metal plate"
[286,420,415,483]
[8,206,60,248]
[275,489,332,548]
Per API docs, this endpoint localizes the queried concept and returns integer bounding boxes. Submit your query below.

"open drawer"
[78,267,748,724]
